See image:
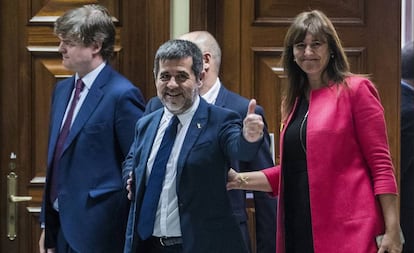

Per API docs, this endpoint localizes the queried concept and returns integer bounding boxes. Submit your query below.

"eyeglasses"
[293,41,325,51]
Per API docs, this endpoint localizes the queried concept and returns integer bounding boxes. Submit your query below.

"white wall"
[402,0,413,47]
[170,0,190,39]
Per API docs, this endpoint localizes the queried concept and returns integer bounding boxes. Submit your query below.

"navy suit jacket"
[400,82,414,253]
[144,85,277,252]
[123,98,262,253]
[41,64,145,252]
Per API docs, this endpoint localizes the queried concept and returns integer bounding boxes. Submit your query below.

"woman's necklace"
[299,110,309,153]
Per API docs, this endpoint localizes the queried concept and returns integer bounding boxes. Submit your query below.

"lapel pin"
[197,123,202,129]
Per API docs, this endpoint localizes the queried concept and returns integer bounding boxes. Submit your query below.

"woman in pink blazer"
[227,10,403,253]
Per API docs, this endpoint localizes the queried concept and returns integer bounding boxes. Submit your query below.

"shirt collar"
[75,62,106,90]
[201,78,221,104]
[163,95,200,126]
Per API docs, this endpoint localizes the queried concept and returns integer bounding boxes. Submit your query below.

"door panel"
[0,1,170,252]
[192,0,400,183]
[191,0,401,252]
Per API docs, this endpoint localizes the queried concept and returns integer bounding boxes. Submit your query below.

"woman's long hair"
[280,10,351,119]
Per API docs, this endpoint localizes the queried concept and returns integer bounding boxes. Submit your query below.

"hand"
[226,168,240,190]
[39,229,56,253]
[243,99,264,142]
[377,230,403,253]
[226,168,248,190]
[126,171,134,200]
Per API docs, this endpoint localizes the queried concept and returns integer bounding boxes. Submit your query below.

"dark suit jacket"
[144,85,277,252]
[41,64,145,252]
[400,82,414,253]
[123,98,262,253]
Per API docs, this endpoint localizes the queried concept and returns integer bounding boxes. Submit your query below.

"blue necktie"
[50,79,84,203]
[138,116,180,240]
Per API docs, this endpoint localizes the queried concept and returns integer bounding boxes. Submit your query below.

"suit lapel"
[138,111,163,174]
[176,99,209,187]
[213,84,229,108]
[47,77,76,166]
[62,65,111,153]
[134,110,163,203]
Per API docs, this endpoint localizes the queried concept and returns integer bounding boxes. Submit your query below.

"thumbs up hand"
[243,99,264,142]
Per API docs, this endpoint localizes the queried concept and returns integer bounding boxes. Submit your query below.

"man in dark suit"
[39,5,146,253]
[401,41,414,253]
[123,39,265,253]
[144,31,277,253]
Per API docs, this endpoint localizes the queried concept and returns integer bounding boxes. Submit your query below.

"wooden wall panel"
[1,0,170,252]
[240,0,400,167]
[31,56,66,179]
[191,0,401,252]
[253,0,365,25]
[253,49,285,163]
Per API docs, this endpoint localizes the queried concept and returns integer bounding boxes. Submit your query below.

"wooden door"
[191,0,401,252]
[0,1,169,252]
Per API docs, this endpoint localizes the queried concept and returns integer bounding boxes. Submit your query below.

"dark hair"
[402,41,414,80]
[54,4,115,61]
[281,10,351,118]
[153,39,204,80]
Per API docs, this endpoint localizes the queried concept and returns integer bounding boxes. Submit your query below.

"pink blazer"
[263,76,398,253]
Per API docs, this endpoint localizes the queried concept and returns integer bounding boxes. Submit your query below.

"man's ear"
[91,42,103,55]
[203,52,212,71]
[198,71,205,87]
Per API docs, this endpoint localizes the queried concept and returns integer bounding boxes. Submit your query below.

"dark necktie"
[137,116,180,240]
[50,79,84,203]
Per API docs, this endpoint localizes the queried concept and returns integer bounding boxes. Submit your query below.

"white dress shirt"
[148,96,200,237]
[201,77,221,104]
[53,62,106,211]
[60,62,106,129]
